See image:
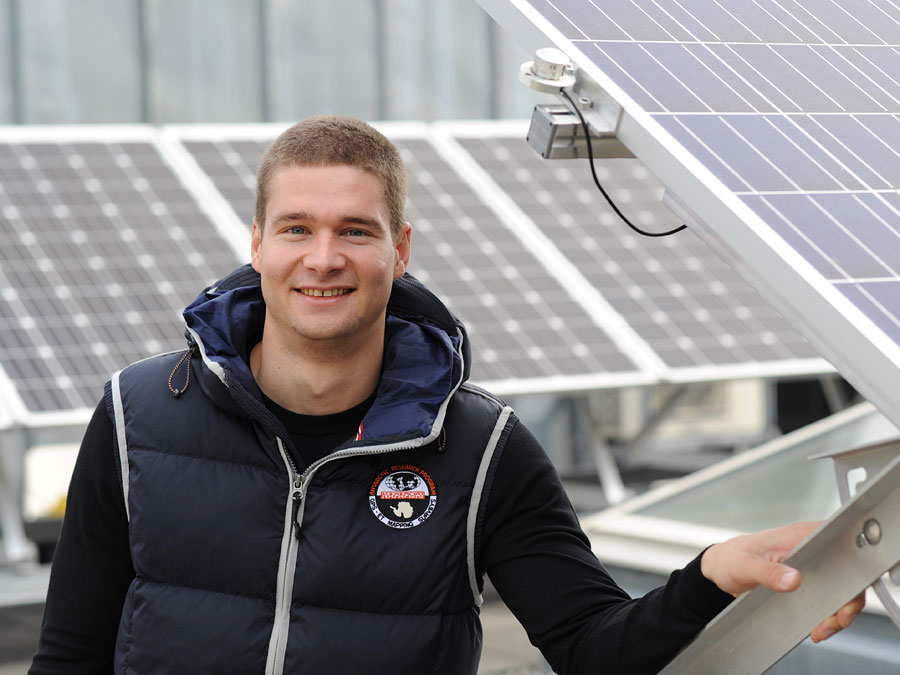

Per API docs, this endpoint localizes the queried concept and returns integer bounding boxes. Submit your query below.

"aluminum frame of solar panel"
[0,363,22,427]
[439,120,831,382]
[168,122,653,395]
[477,0,900,427]
[0,125,247,420]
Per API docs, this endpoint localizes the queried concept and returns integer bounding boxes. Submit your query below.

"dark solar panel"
[0,136,243,413]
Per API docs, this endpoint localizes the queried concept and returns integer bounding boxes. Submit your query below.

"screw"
[857,518,881,547]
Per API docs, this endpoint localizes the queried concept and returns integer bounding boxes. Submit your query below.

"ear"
[250,219,262,272]
[393,222,412,279]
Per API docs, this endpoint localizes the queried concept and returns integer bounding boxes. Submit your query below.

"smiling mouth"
[298,288,352,297]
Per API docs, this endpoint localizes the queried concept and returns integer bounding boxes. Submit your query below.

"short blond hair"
[255,115,407,240]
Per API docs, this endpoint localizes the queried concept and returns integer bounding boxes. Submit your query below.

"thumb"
[727,556,801,595]
[758,560,801,593]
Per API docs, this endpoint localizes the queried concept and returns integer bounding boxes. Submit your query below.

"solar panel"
[477,0,900,425]
[171,124,650,393]
[0,128,245,417]
[447,124,826,379]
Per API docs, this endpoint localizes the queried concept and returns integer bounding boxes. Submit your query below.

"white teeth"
[301,288,348,297]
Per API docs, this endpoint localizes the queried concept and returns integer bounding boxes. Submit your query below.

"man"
[31,116,862,674]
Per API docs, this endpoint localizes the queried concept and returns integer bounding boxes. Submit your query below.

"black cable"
[560,88,687,237]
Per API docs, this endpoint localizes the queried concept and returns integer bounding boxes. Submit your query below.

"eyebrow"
[271,211,385,231]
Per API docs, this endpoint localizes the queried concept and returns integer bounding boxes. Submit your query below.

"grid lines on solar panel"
[182,139,268,226]
[454,133,818,369]
[396,138,641,383]
[527,0,900,348]
[0,139,243,413]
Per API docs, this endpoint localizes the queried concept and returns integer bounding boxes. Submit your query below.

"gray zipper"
[265,438,302,675]
[263,436,425,675]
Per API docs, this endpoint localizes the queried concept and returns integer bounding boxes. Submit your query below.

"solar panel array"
[477,0,900,426]
[0,120,829,418]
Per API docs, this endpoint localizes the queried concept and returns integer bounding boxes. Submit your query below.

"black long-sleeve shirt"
[30,398,731,674]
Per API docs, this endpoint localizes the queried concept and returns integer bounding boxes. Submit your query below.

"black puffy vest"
[110,350,515,674]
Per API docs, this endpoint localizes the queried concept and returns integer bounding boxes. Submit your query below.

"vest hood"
[180,264,470,447]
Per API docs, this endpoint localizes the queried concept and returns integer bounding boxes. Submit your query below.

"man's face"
[251,164,410,352]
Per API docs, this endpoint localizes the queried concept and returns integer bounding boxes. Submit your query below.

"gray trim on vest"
[466,404,514,607]
[110,350,182,523]
[186,324,226,385]
[110,369,131,522]
[266,437,301,675]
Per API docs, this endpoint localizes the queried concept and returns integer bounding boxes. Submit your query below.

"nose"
[304,231,345,273]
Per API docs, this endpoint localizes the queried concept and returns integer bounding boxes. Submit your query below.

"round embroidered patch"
[369,465,437,529]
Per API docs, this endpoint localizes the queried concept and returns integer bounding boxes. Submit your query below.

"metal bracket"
[810,438,900,626]
[526,103,633,159]
[659,437,900,674]
[0,427,38,567]
[575,393,629,505]
[520,48,633,160]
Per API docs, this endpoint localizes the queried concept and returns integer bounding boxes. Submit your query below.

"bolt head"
[863,518,882,545]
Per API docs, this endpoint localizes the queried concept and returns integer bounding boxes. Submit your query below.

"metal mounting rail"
[659,438,900,674]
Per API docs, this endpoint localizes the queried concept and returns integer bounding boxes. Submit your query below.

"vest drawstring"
[168,348,193,398]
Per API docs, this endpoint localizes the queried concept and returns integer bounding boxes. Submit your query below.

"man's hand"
[700,521,866,643]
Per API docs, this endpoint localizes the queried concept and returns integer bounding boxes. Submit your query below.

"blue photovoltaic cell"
[788,116,889,189]
[724,116,841,191]
[815,194,900,266]
[672,116,795,192]
[838,282,900,343]
[643,43,753,113]
[683,44,775,112]
[652,117,748,192]
[749,193,893,280]
[815,48,898,111]
[702,45,798,113]
[764,116,867,191]
[525,0,618,40]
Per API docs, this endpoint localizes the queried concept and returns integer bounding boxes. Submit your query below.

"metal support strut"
[659,437,900,674]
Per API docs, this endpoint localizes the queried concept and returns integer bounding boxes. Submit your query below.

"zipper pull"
[290,475,304,539]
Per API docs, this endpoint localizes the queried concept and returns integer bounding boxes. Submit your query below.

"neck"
[250,329,384,416]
